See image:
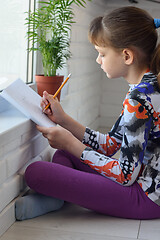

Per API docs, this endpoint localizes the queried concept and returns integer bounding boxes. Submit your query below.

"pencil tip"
[68,73,71,78]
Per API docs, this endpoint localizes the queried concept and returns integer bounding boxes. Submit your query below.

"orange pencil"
[43,73,71,112]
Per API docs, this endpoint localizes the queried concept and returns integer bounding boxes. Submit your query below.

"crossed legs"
[24,150,160,220]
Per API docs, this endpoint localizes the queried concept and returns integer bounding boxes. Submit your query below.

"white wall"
[0,104,55,236]
[60,0,107,130]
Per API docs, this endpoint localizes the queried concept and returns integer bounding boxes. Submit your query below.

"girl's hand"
[41,91,65,125]
[37,125,74,151]
[37,125,86,158]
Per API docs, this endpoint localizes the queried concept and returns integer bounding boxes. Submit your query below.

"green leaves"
[26,0,91,76]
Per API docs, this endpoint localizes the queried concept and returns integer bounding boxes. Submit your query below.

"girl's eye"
[100,54,105,58]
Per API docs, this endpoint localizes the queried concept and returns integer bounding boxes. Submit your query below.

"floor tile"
[13,203,140,239]
[0,225,145,240]
[138,219,160,240]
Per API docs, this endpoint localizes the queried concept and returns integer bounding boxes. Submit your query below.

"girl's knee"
[25,161,46,189]
[52,150,75,168]
[52,149,67,163]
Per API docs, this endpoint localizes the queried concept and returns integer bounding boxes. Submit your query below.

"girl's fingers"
[40,99,49,110]
[42,91,52,106]
[36,126,51,140]
[42,133,48,138]
[36,125,48,134]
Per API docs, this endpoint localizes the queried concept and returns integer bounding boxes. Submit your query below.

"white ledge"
[0,108,28,134]
[0,107,36,149]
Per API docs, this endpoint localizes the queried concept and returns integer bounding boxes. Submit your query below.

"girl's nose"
[96,54,101,64]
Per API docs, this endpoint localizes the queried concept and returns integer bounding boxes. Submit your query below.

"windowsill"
[0,82,37,141]
[0,106,36,148]
[0,108,28,134]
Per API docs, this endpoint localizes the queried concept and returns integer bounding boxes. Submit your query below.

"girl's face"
[95,45,127,79]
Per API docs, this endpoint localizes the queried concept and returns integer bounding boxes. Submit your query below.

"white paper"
[1,79,56,127]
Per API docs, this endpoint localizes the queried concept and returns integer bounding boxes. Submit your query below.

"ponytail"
[150,44,160,75]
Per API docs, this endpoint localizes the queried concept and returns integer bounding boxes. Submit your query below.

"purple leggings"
[25,150,160,220]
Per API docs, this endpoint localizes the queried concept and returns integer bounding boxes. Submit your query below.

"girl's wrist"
[65,135,86,159]
[58,112,70,128]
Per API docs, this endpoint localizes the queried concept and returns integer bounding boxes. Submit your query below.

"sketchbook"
[0,79,56,127]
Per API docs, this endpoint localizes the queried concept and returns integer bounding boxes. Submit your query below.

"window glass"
[0,0,32,91]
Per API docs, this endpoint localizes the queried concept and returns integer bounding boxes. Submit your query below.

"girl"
[16,6,160,220]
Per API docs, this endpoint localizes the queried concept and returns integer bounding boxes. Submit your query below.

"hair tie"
[154,19,160,29]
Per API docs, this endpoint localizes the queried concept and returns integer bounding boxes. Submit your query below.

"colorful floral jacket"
[81,72,160,205]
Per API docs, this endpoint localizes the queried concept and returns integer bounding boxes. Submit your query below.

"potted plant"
[26,0,90,98]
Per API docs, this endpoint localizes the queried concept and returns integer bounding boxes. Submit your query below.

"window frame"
[26,0,36,84]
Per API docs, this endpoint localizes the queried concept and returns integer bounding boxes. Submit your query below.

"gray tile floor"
[1,128,160,240]
[1,203,160,240]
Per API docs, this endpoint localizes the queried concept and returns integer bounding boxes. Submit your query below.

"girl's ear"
[122,48,134,65]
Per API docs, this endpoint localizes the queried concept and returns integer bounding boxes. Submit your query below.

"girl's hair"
[88,6,160,75]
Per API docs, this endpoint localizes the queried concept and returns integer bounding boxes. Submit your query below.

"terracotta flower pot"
[35,75,64,100]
